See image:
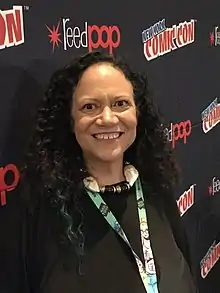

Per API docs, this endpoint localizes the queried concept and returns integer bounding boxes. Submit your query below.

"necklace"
[100,180,131,194]
[83,164,139,193]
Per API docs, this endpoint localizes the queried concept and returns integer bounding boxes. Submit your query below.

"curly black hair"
[21,51,179,265]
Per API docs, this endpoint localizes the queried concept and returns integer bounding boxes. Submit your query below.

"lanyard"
[85,177,159,293]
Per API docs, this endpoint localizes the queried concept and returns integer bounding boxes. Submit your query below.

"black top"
[3,185,198,293]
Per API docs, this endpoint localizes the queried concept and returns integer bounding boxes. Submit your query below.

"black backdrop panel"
[0,1,220,292]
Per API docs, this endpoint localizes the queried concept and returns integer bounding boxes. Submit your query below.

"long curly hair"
[21,51,179,265]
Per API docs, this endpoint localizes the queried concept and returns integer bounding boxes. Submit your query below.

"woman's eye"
[82,103,96,111]
[114,100,129,108]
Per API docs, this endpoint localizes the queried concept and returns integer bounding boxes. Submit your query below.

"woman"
[18,51,198,293]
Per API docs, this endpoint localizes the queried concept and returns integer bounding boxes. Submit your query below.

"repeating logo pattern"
[46,19,121,53]
[209,26,220,46]
[0,5,219,292]
[200,240,220,278]
[0,5,25,50]
[142,19,196,61]
[164,120,192,149]
[0,164,20,206]
[201,97,220,133]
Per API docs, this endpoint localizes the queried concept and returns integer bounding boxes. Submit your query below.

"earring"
[77,156,86,174]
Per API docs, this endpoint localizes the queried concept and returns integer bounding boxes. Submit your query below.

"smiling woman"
[72,62,137,183]
[16,51,198,293]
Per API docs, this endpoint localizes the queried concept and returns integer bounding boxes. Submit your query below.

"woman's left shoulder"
[142,182,191,266]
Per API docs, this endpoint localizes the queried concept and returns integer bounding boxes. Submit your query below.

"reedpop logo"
[209,177,220,196]
[46,19,121,53]
[0,164,19,206]
[209,26,220,46]
[164,120,192,149]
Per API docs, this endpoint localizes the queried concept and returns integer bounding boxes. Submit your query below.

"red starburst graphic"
[209,32,215,46]
[46,20,62,52]
[208,185,213,195]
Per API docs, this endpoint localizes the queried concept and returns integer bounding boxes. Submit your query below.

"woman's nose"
[96,106,119,126]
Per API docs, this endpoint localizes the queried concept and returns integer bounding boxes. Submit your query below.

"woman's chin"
[95,150,124,163]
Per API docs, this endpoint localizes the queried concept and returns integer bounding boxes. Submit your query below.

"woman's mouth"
[92,132,124,140]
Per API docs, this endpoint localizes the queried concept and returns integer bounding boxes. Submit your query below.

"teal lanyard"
[85,177,159,293]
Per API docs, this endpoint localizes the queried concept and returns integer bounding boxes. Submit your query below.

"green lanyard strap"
[85,177,159,293]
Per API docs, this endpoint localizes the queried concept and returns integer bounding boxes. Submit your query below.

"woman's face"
[71,62,137,163]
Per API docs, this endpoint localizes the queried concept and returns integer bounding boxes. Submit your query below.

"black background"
[0,1,220,292]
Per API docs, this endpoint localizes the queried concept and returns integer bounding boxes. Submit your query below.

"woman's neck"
[85,157,125,187]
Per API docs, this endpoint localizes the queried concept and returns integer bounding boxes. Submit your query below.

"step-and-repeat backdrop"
[0,1,220,292]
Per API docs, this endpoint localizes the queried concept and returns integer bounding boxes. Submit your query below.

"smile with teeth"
[93,132,123,140]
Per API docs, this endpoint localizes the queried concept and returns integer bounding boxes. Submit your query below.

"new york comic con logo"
[177,184,195,217]
[46,18,121,53]
[201,97,220,133]
[0,5,25,50]
[200,240,220,278]
[142,19,196,61]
